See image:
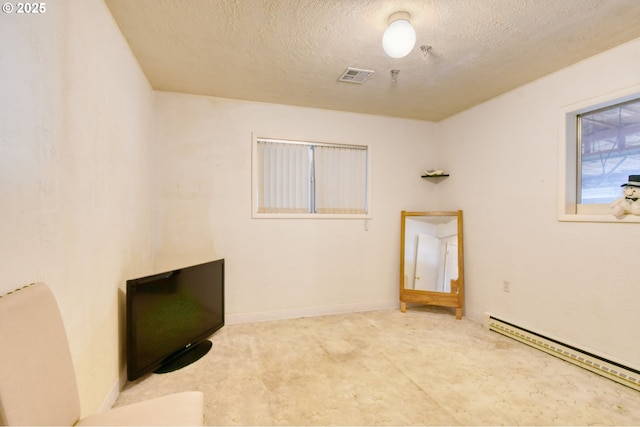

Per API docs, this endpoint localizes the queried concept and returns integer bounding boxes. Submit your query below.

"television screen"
[126,259,224,381]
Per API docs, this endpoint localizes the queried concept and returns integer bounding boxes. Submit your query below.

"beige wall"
[3,0,639,416]
[0,0,153,416]
[152,93,439,322]
[438,37,640,368]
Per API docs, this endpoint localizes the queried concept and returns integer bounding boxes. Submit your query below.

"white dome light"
[382,12,416,59]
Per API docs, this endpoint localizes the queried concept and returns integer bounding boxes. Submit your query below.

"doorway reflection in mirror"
[406,215,458,292]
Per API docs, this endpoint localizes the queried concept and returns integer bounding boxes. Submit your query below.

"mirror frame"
[399,210,464,319]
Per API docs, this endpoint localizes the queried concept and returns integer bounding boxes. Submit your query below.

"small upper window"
[559,85,640,222]
[578,99,640,204]
[252,136,371,219]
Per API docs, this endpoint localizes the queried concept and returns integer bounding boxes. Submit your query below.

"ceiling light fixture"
[382,11,416,59]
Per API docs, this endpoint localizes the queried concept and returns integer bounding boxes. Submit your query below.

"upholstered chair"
[0,282,204,426]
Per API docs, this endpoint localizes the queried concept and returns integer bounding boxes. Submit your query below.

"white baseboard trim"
[225,300,399,325]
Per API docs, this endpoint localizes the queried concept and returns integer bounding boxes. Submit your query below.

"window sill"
[559,203,640,223]
[559,213,640,223]
[252,212,372,220]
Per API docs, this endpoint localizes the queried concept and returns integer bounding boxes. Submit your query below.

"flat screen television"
[126,259,224,381]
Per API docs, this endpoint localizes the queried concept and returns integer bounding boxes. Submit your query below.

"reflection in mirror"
[400,211,464,319]
[405,215,458,292]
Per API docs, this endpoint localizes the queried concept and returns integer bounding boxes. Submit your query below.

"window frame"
[559,84,640,223]
[251,134,373,219]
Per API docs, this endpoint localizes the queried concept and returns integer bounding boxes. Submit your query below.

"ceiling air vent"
[338,67,374,84]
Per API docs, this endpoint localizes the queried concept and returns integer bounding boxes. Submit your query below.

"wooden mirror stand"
[399,210,464,319]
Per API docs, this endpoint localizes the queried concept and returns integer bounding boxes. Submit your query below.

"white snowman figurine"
[611,175,640,217]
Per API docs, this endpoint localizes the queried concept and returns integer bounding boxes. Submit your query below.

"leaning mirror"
[400,210,464,319]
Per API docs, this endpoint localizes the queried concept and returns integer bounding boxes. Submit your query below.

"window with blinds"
[577,98,640,205]
[252,137,370,218]
[559,84,640,222]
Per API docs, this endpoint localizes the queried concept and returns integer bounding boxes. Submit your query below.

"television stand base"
[154,340,212,374]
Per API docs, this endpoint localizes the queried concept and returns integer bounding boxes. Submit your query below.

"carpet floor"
[115,306,640,425]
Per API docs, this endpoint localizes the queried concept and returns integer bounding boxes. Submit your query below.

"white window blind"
[257,141,310,213]
[314,145,367,214]
[254,138,369,216]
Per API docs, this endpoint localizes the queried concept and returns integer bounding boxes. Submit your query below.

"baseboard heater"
[484,313,640,392]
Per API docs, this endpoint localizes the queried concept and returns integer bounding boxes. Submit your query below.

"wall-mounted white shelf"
[421,174,449,180]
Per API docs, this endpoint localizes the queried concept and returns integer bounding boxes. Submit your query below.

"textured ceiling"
[104,0,640,122]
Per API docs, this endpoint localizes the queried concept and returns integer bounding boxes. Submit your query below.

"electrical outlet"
[503,280,510,293]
